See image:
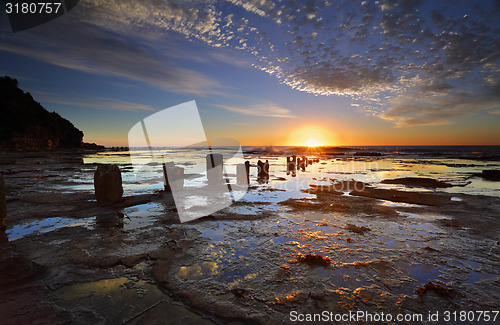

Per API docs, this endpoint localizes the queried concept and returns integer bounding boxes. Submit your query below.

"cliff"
[0,76,84,150]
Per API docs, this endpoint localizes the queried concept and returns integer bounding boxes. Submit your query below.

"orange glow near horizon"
[287,125,336,147]
[302,138,322,147]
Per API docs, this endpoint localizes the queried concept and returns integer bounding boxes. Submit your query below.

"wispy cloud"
[33,91,158,111]
[73,0,499,126]
[215,102,294,118]
[2,0,499,126]
[0,15,223,96]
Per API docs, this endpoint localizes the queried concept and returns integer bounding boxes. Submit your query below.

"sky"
[1,0,500,146]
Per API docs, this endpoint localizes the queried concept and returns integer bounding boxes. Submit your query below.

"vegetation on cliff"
[0,76,84,150]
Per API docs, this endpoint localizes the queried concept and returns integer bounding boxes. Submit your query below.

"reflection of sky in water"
[61,150,500,198]
[121,202,164,231]
[6,217,95,241]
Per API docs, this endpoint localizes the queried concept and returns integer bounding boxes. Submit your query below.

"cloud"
[215,102,294,118]
[380,78,500,126]
[33,91,157,111]
[0,11,224,96]
[2,0,499,126]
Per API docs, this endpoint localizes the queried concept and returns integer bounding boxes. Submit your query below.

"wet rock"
[94,164,123,203]
[307,184,343,195]
[95,212,124,228]
[480,170,500,181]
[0,173,6,229]
[422,246,439,252]
[330,179,367,192]
[0,254,47,287]
[68,307,106,325]
[381,177,453,188]
[350,187,451,206]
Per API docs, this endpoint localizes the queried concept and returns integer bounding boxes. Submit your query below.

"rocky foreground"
[0,150,499,324]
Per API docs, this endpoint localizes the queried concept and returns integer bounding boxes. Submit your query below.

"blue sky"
[1,0,499,146]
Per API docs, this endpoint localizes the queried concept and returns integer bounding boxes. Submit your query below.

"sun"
[287,125,335,147]
[302,138,322,147]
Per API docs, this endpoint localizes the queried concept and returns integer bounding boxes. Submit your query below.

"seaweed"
[414,281,464,302]
[344,223,371,235]
[230,288,248,297]
[297,254,331,267]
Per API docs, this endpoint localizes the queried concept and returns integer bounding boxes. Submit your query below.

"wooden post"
[163,161,184,191]
[245,161,250,184]
[94,164,123,203]
[206,153,224,186]
[287,156,296,175]
[0,173,6,229]
[237,163,248,185]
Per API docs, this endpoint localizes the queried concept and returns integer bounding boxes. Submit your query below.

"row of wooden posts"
[164,154,267,190]
[0,155,321,222]
[164,154,319,190]
[286,155,319,176]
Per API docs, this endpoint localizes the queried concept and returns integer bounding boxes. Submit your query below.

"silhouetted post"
[94,164,123,203]
[257,160,264,178]
[206,153,224,186]
[296,157,304,172]
[299,156,306,171]
[304,156,309,167]
[245,161,250,184]
[287,155,297,175]
[257,160,269,183]
[257,160,269,178]
[237,163,249,185]
[163,161,184,191]
[0,173,6,230]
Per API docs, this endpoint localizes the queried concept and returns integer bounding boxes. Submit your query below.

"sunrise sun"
[287,125,335,147]
[302,138,322,147]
